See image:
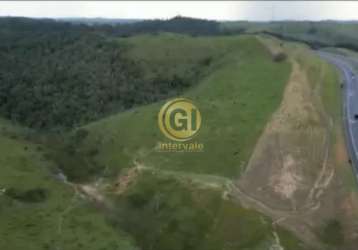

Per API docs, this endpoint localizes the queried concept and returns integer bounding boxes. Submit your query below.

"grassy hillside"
[74,34,291,180]
[119,33,233,79]
[109,170,310,250]
[0,123,138,250]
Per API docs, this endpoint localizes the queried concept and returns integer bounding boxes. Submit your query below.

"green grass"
[79,34,291,179]
[319,219,344,246]
[320,60,341,124]
[119,33,232,79]
[111,171,309,250]
[0,125,137,250]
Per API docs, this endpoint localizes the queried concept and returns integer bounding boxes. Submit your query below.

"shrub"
[5,187,49,203]
[200,56,213,66]
[272,52,287,62]
[321,219,344,246]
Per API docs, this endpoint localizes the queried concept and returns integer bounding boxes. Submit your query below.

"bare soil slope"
[235,37,358,250]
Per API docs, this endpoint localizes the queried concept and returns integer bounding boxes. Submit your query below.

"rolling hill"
[2,16,358,250]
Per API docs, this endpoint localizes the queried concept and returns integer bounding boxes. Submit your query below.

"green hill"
[0,19,313,250]
[72,34,291,181]
[0,121,138,250]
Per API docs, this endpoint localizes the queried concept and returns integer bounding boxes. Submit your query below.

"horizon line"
[1,15,358,23]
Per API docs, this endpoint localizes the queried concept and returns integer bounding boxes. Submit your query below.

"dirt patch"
[257,35,286,60]
[113,167,140,195]
[265,60,322,133]
[234,55,341,248]
[335,129,348,165]
[77,184,106,203]
[233,38,358,249]
[238,60,330,211]
[341,192,358,219]
[270,154,304,200]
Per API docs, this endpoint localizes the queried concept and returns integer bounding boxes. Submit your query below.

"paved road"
[318,51,358,181]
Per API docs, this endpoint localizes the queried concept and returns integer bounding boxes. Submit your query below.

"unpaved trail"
[304,131,335,211]
[229,183,325,250]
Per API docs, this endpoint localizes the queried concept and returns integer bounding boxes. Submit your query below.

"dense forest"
[0,17,218,129]
[108,16,220,36]
[2,16,356,129]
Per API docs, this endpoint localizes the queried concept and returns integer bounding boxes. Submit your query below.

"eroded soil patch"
[238,61,330,211]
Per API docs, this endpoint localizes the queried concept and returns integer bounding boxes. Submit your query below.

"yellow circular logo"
[158,98,201,141]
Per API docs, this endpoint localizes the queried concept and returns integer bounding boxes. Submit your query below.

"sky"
[0,1,358,21]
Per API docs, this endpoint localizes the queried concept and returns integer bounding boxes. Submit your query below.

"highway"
[319,51,358,181]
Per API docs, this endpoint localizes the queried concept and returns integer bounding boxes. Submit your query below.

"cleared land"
[235,35,358,250]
